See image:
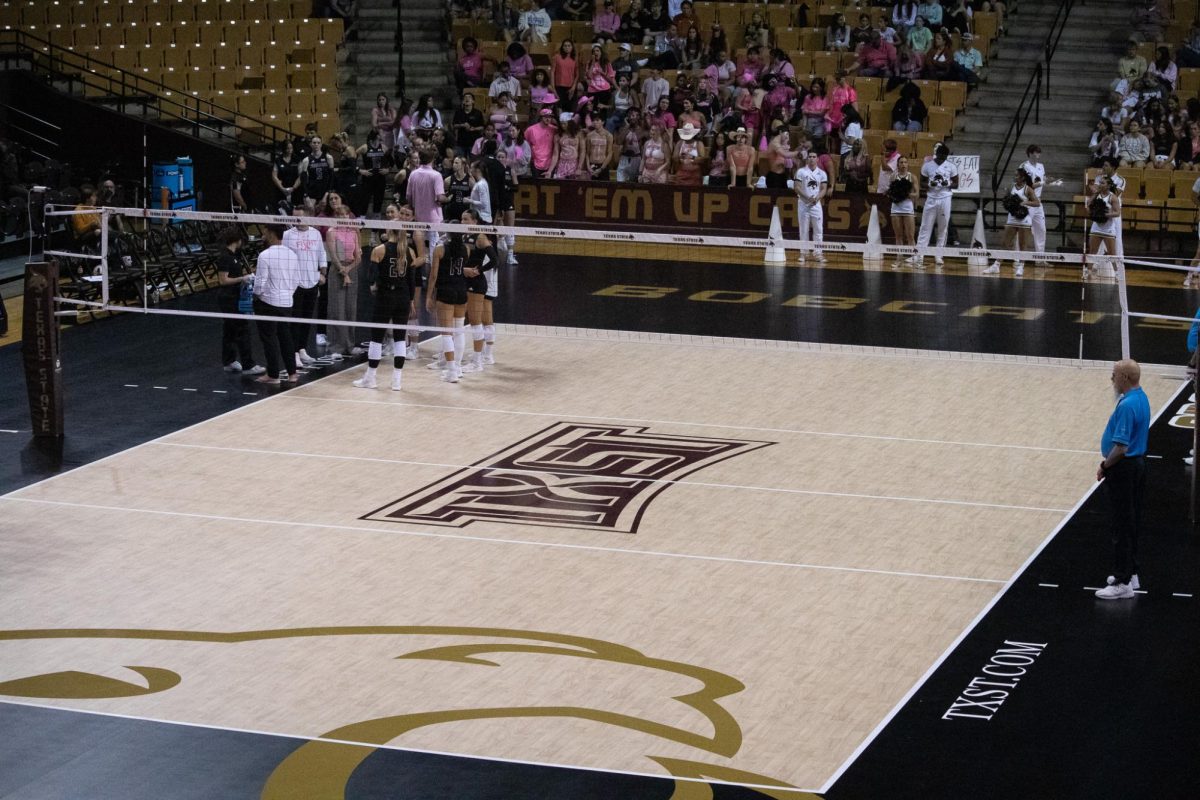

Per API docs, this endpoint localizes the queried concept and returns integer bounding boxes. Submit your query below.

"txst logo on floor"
[942,640,1048,721]
[362,422,774,532]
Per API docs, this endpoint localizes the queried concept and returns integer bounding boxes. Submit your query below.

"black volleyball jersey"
[436,237,468,290]
[304,152,333,196]
[372,239,417,293]
[466,243,497,294]
[362,143,388,173]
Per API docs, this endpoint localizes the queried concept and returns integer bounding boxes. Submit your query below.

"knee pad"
[367,341,382,361]
[483,324,495,342]
[441,333,455,353]
[471,323,484,341]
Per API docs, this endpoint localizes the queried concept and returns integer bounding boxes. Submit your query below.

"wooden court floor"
[0,331,1178,796]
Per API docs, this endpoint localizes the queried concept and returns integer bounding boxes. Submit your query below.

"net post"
[22,260,64,438]
[100,208,110,307]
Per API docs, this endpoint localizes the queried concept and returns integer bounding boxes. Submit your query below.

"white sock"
[453,317,466,363]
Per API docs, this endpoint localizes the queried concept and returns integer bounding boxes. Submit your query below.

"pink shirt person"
[525,116,558,172]
[407,163,444,223]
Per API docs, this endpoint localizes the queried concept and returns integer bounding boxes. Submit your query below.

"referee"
[1095,359,1151,600]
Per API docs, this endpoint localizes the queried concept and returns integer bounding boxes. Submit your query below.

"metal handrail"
[0,29,296,155]
[989,0,1076,195]
[990,63,1041,195]
[1042,0,1077,98]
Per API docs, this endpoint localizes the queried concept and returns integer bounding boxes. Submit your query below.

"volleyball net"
[31,202,1198,376]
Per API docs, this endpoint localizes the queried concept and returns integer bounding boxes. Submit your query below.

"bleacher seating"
[453,0,999,188]
[0,0,341,136]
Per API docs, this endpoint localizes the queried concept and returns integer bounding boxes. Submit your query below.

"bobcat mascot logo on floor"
[0,626,817,799]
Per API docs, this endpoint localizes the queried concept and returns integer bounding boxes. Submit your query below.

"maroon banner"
[22,261,64,438]
[514,180,887,238]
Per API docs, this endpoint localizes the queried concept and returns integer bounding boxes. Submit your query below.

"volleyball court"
[1,206,1188,796]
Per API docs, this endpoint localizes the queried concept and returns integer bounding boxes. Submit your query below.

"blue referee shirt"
[1101,386,1150,458]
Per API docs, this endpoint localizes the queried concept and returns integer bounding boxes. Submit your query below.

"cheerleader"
[355,203,417,391]
[1085,178,1122,280]
[985,167,1039,277]
[888,156,917,268]
[461,208,499,372]
[425,226,470,383]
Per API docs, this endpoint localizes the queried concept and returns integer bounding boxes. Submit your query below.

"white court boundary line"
[1,496,1007,585]
[0,699,823,796]
[281,394,1099,457]
[817,381,1189,794]
[151,441,1073,514]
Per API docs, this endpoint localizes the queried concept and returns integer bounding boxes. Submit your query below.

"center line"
[0,496,1006,585]
[153,441,1073,514]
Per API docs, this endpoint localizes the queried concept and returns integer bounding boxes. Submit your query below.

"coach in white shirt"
[253,224,303,384]
[283,203,328,367]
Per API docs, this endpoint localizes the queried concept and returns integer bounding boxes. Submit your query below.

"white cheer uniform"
[1006,184,1033,228]
[1090,194,1119,238]
[917,158,958,256]
[1020,159,1046,251]
[794,165,828,247]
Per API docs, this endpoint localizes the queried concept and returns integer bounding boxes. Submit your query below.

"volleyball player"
[1018,144,1046,253]
[496,146,519,265]
[887,156,917,269]
[913,143,958,269]
[393,203,428,360]
[461,208,498,373]
[355,203,417,391]
[1086,177,1121,280]
[298,135,335,206]
[985,167,1038,277]
[426,228,469,383]
[793,151,828,265]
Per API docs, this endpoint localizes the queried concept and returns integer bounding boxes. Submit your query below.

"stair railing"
[989,0,1076,195]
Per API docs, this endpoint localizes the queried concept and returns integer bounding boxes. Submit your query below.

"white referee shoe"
[983,261,1000,275]
[1014,262,1024,277]
[1095,583,1135,600]
[1106,574,1140,590]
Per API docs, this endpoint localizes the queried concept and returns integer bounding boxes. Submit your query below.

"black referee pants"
[1104,456,1146,585]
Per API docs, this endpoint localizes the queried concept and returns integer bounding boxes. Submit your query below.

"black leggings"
[219,295,256,368]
